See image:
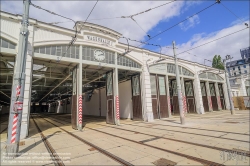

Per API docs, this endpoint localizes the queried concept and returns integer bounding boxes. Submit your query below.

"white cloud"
[179,15,200,31]
[1,1,186,43]
[162,21,250,65]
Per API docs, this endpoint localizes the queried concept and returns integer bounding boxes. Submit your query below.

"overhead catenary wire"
[176,27,249,56]
[220,1,248,27]
[30,1,99,102]
[138,1,219,45]
[88,0,176,21]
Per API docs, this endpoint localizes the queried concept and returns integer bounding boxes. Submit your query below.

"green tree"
[212,55,224,70]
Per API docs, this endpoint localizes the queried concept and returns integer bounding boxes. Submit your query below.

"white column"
[240,76,247,96]
[205,81,213,111]
[141,52,153,122]
[223,82,230,110]
[20,25,34,139]
[215,82,222,110]
[77,46,82,130]
[193,71,205,114]
[165,75,171,117]
[113,52,120,125]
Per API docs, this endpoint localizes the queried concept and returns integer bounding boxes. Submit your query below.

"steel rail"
[40,114,225,165]
[40,114,250,157]
[35,114,133,166]
[31,115,65,166]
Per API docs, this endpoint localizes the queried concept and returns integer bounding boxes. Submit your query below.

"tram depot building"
[0,11,231,139]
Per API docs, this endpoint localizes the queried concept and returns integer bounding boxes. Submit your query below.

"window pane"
[172,80,177,96]
[45,46,51,54]
[150,75,157,95]
[51,46,56,55]
[158,76,166,95]
[1,39,8,48]
[9,42,15,49]
[40,46,45,54]
[185,82,193,96]
[200,83,206,96]
[107,72,113,96]
[209,84,216,96]
[71,46,75,58]
[56,46,62,56]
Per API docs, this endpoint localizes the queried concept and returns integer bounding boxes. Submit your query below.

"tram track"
[40,114,226,166]
[128,123,250,143]
[142,122,250,136]
[94,123,250,157]
[0,126,8,134]
[45,115,250,157]
[31,115,65,166]
[48,113,249,136]
[33,114,133,166]
[42,114,250,147]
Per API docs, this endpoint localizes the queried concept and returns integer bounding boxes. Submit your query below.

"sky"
[1,0,249,66]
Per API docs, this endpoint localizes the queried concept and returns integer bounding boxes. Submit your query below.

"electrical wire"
[176,27,249,56]
[48,21,73,25]
[88,0,176,21]
[220,1,248,26]
[31,1,99,102]
[139,1,218,45]
[130,17,150,38]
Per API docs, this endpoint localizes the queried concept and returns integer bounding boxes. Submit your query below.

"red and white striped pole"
[116,96,120,123]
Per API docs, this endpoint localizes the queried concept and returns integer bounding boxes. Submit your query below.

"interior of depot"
[0,52,226,126]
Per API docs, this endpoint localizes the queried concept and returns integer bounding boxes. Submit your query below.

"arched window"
[34,45,80,59]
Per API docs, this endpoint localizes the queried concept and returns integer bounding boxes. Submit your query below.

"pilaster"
[141,52,153,122]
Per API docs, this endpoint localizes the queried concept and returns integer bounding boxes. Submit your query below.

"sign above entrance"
[86,35,113,46]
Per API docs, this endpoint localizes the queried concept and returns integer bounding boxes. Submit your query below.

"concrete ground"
[0,110,249,165]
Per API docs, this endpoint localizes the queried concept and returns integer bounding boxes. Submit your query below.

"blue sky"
[1,0,249,65]
[143,1,249,56]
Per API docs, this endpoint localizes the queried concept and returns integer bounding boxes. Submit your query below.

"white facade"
[230,75,250,97]
[0,11,231,139]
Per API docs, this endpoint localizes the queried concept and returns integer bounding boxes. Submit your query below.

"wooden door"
[106,71,115,124]
[131,74,143,120]
[171,80,179,115]
[209,83,219,111]
[200,82,209,112]
[71,95,77,129]
[150,75,158,119]
[218,84,226,110]
[185,81,196,113]
[157,75,169,118]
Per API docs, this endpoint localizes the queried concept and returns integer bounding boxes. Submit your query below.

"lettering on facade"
[86,35,113,46]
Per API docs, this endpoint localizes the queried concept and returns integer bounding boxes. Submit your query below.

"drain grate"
[88,147,96,151]
[140,137,161,144]
[19,141,25,146]
[152,158,177,166]
[224,121,239,124]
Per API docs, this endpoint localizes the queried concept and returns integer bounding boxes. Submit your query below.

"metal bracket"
[22,20,29,26]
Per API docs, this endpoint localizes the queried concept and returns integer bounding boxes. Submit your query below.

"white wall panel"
[82,90,100,116]
[0,19,20,40]
[34,28,72,42]
[118,80,132,119]
[101,88,107,117]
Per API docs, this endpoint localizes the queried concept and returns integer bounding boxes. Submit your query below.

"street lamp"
[223,55,235,115]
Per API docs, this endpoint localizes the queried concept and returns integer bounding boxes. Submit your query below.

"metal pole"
[173,41,185,124]
[6,0,30,156]
[223,60,235,115]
